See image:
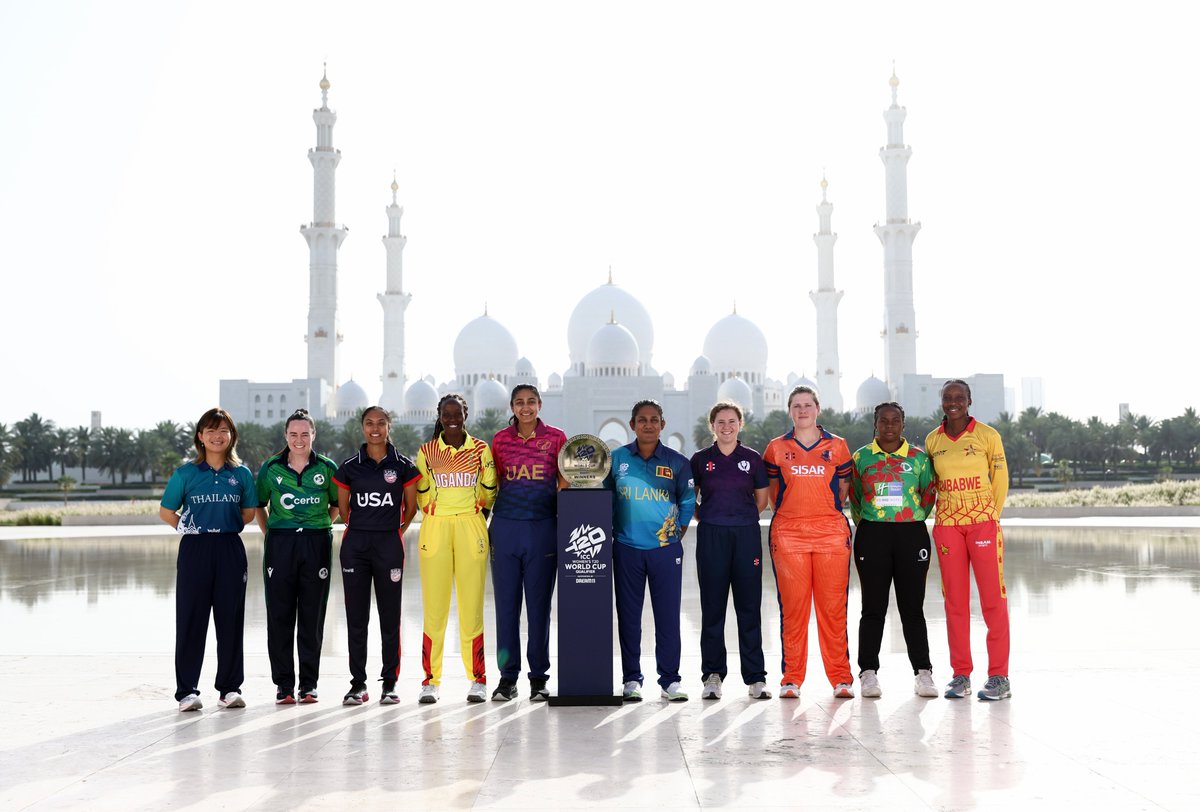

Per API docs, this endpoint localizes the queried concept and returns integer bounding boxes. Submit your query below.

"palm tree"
[53,428,77,478]
[73,427,91,483]
[14,413,56,482]
[0,423,20,487]
[390,424,423,459]
[468,409,508,442]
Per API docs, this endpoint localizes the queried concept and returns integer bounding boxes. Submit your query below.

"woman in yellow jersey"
[925,379,1011,701]
[414,394,497,704]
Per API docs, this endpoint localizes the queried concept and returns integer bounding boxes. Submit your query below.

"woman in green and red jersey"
[925,379,1011,701]
[848,401,938,699]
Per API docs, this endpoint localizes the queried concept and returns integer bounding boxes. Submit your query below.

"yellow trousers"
[418,512,489,685]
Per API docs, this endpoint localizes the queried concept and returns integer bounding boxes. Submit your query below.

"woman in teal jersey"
[159,407,258,712]
[254,408,341,705]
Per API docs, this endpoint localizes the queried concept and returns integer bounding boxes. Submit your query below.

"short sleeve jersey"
[606,441,696,550]
[334,443,420,532]
[849,439,936,524]
[255,450,340,530]
[763,427,852,540]
[415,432,498,517]
[491,420,568,521]
[689,442,768,527]
[925,418,1009,526]
[161,461,258,534]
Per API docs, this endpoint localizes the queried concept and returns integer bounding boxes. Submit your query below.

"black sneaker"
[491,678,518,702]
[380,683,400,705]
[529,677,550,702]
[299,688,318,704]
[343,685,368,706]
[275,687,296,705]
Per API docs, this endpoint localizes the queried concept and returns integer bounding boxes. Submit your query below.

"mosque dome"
[405,379,439,416]
[473,378,510,415]
[336,379,369,417]
[794,373,817,391]
[663,371,675,390]
[703,311,768,381]
[515,356,535,376]
[856,375,891,411]
[548,372,563,390]
[567,278,654,370]
[717,376,753,410]
[586,321,639,375]
[690,355,712,376]
[454,312,519,377]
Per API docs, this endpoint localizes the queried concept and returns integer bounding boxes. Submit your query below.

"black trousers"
[853,520,932,673]
[264,528,333,693]
[175,533,246,701]
[340,527,405,688]
[695,522,767,684]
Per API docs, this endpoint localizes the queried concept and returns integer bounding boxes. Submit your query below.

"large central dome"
[567,276,654,372]
[453,312,518,379]
[703,310,768,380]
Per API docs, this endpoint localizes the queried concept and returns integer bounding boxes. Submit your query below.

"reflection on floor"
[1,524,1198,809]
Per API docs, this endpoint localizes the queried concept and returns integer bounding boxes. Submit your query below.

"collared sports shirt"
[925,418,1008,526]
[606,441,696,550]
[415,431,498,517]
[334,443,420,531]
[763,427,852,540]
[161,460,258,534]
[256,450,340,530]
[849,438,936,524]
[689,442,768,527]
[491,419,568,521]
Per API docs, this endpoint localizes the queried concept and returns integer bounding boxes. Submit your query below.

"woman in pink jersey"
[926,379,1011,701]
[762,385,855,699]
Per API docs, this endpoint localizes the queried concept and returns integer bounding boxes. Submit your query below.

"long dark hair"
[508,384,541,427]
[277,408,317,456]
[431,394,469,440]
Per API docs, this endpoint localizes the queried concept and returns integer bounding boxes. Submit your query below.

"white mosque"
[220,67,1005,453]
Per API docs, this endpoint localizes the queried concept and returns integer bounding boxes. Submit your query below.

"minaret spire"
[874,66,921,401]
[301,65,348,418]
[378,174,412,414]
[810,175,844,411]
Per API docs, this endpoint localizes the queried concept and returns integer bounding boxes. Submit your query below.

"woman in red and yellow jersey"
[414,394,497,704]
[925,379,1011,701]
[762,385,855,699]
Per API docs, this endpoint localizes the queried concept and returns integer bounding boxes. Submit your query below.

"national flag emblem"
[656,465,674,479]
[383,470,398,484]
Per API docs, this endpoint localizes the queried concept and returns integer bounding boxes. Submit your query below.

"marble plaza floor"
[1,520,1198,810]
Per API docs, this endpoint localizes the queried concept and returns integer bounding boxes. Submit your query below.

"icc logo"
[575,444,596,461]
[566,524,605,559]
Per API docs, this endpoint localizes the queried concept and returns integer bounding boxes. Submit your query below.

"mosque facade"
[220,68,1005,452]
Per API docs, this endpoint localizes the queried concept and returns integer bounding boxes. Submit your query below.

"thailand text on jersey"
[256,450,340,529]
[925,418,1009,526]
[689,441,769,526]
[490,420,567,520]
[849,439,936,524]
[607,441,696,550]
[416,431,498,516]
[161,461,258,534]
[333,443,420,531]
[763,427,852,537]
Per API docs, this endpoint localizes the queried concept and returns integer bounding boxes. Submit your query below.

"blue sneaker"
[977,675,1011,701]
[944,674,971,699]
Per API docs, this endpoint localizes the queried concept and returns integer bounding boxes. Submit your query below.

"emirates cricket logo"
[566,524,605,559]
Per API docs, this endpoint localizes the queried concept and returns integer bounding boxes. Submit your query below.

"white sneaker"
[701,673,722,700]
[218,691,245,709]
[178,694,202,712]
[418,683,440,704]
[622,680,643,702]
[834,682,855,699]
[860,670,881,698]
[661,681,688,701]
[467,681,488,703]
[748,682,772,700]
[915,669,938,697]
[780,682,800,699]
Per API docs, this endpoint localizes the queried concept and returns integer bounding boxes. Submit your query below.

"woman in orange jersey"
[762,386,855,699]
[925,379,1011,701]
[414,394,498,704]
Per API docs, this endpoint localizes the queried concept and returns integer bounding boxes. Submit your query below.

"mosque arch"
[598,419,628,449]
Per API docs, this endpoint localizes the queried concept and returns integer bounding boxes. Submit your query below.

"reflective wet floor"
[2,522,1198,810]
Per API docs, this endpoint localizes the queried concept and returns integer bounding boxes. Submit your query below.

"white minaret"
[300,65,348,418]
[873,67,921,400]
[378,174,412,415]
[810,175,844,411]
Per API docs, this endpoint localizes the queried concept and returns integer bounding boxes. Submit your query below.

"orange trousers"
[770,530,852,688]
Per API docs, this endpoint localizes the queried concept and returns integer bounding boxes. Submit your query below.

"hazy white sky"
[1,1,1194,429]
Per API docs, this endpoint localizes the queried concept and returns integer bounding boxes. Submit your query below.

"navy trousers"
[263,528,333,693]
[340,528,405,688]
[614,542,683,689]
[175,533,247,701]
[490,515,557,682]
[695,522,767,684]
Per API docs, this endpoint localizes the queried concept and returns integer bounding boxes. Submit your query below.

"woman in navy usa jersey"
[689,400,771,701]
[333,406,420,706]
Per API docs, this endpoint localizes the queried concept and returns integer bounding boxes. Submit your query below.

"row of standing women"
[159,378,1010,711]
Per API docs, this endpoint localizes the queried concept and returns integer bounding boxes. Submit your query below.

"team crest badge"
[390,568,402,582]
[821,450,832,462]
[383,470,398,484]
[228,476,239,486]
[318,568,329,580]
[705,461,716,472]
[537,439,551,452]
[737,460,751,473]
[313,473,326,485]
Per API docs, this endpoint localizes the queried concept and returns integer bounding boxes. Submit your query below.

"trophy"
[557,434,612,488]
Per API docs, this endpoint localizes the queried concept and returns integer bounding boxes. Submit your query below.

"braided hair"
[431,393,469,440]
[941,379,972,400]
[872,401,905,423]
